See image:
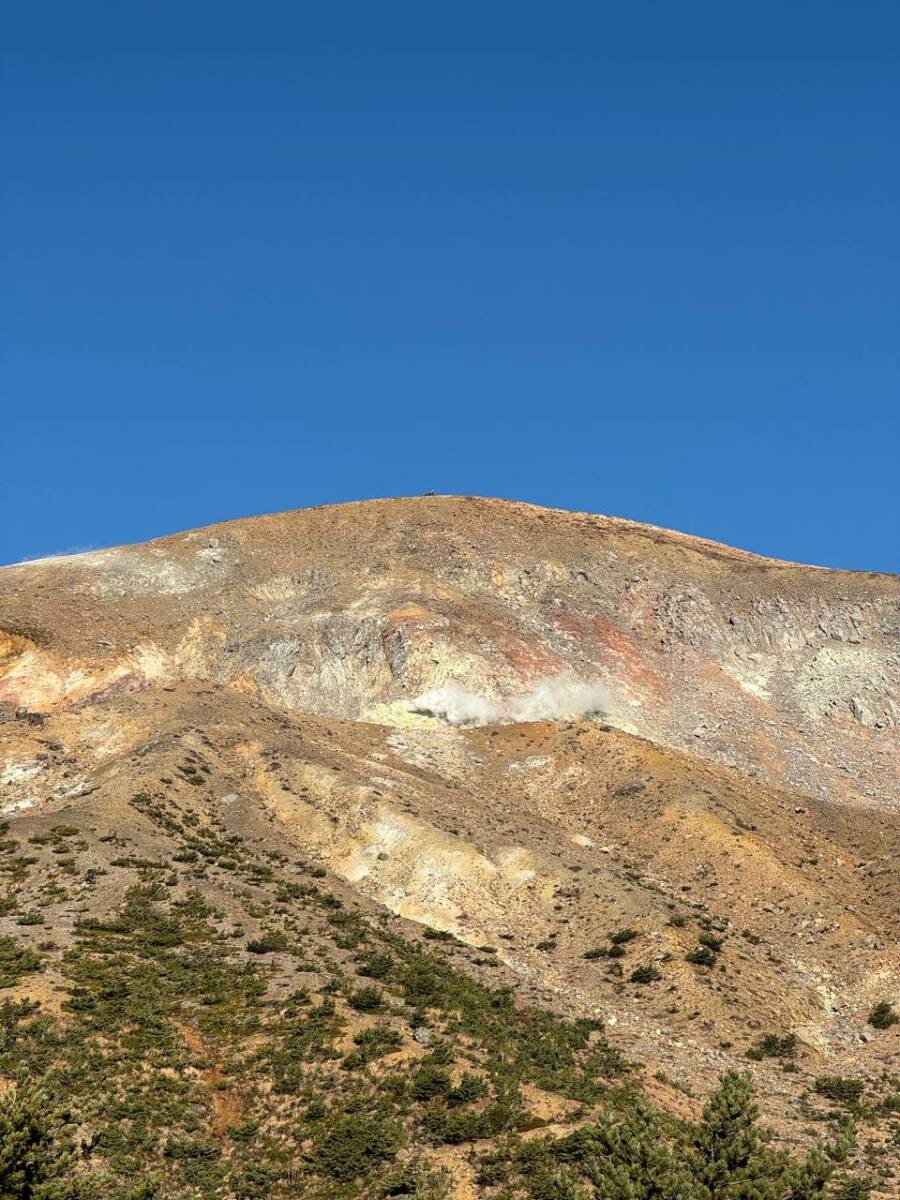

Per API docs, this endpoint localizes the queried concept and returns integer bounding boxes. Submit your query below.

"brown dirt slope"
[0,497,898,1192]
[1,496,898,810]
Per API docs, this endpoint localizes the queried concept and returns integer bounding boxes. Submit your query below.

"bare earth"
[1,495,898,1190]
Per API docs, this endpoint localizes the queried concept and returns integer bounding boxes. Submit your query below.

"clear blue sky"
[2,3,898,571]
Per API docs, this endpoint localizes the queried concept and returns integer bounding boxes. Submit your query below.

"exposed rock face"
[1,496,899,1170]
[1,497,897,809]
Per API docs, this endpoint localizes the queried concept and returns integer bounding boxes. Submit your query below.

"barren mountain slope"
[4,681,899,1062]
[0,497,898,1197]
[2,496,898,810]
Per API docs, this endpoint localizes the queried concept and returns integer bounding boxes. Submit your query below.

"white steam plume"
[410,674,609,728]
[408,683,504,726]
[506,676,609,722]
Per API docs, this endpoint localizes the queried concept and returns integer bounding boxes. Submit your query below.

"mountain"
[0,496,897,1199]
[3,496,897,804]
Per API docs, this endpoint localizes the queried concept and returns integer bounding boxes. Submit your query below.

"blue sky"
[2,3,898,571]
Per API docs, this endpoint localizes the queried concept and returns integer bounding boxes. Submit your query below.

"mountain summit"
[3,496,897,803]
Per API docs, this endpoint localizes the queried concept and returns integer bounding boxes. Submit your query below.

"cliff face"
[2,496,898,809]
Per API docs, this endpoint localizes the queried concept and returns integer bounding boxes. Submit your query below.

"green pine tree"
[693,1070,763,1194]
[0,1085,73,1200]
[577,1096,700,1199]
[692,1072,832,1200]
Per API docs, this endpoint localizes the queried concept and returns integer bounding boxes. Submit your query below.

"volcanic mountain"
[0,496,898,1198]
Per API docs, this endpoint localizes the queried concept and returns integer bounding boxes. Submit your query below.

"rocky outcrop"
[1,496,897,809]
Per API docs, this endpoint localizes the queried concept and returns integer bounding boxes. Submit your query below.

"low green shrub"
[815,1076,865,1106]
[410,1064,453,1101]
[746,1032,798,1061]
[686,946,717,967]
[867,1000,898,1030]
[348,985,384,1012]
[629,964,663,984]
[246,931,289,953]
[610,928,638,945]
[308,1113,403,1181]
[0,936,43,988]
